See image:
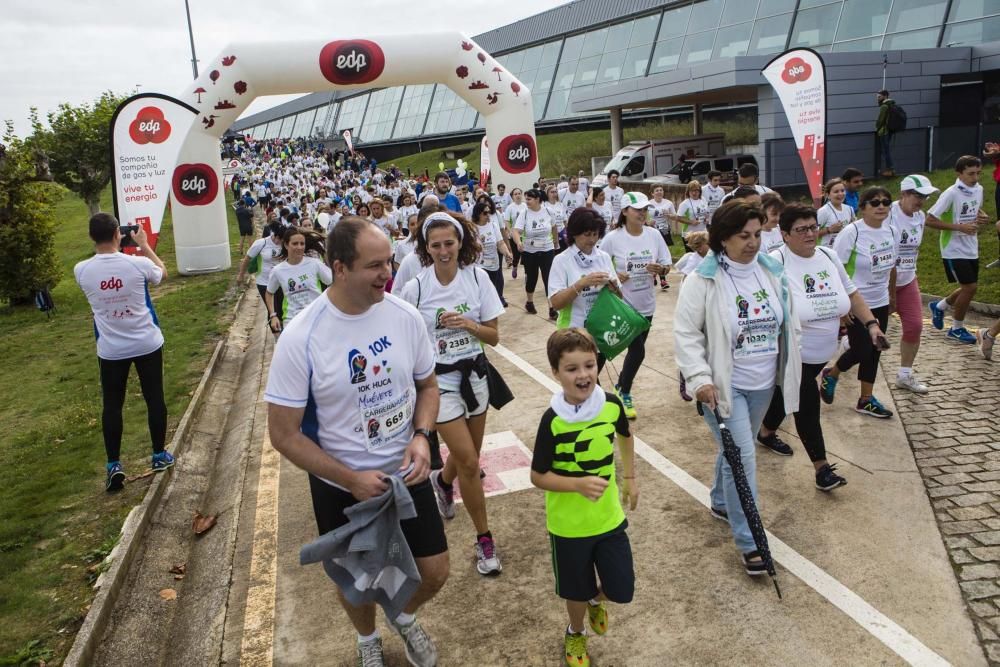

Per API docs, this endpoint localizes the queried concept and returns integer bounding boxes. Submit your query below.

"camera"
[119,225,139,248]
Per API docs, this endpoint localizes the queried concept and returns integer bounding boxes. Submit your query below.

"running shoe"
[946,327,977,344]
[661,282,670,291]
[475,535,502,576]
[815,463,847,492]
[564,630,590,667]
[986,258,1000,269]
[512,266,518,279]
[855,396,893,419]
[895,373,929,394]
[977,328,995,361]
[152,450,175,472]
[429,470,455,520]
[355,635,385,667]
[757,432,793,456]
[819,367,837,405]
[549,307,558,321]
[678,372,692,402]
[709,506,729,523]
[617,388,637,420]
[386,615,437,667]
[742,551,767,577]
[587,602,608,635]
[525,301,537,314]
[929,300,945,330]
[106,461,126,493]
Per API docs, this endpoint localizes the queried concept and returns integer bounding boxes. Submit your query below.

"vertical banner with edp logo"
[342,129,355,156]
[110,93,198,250]
[480,136,490,187]
[761,48,827,200]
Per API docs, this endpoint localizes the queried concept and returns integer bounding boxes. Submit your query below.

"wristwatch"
[413,428,432,442]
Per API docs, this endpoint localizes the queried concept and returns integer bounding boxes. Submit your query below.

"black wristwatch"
[864,319,879,329]
[413,428,432,442]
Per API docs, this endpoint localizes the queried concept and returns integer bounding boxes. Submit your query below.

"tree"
[0,122,61,305]
[34,91,124,216]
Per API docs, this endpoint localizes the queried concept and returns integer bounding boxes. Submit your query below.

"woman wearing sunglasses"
[821,188,899,419]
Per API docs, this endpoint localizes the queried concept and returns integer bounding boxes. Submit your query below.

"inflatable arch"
[167,33,539,274]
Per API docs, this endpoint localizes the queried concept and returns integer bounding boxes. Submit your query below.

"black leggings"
[99,347,167,463]
[256,283,284,321]
[485,267,505,304]
[762,362,828,463]
[835,305,890,384]
[509,237,521,269]
[522,249,554,297]
[616,316,653,393]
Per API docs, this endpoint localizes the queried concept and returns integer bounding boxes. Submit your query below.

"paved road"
[94,272,991,666]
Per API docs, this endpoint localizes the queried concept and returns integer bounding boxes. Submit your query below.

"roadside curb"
[64,286,248,667]
[920,292,1000,318]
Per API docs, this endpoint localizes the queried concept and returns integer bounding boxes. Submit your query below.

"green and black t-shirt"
[531,394,631,538]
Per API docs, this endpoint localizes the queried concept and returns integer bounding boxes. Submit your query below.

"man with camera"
[74,213,171,492]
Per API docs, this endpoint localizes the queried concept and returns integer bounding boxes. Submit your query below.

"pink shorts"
[895,279,922,344]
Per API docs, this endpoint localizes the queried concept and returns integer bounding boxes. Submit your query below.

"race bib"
[434,327,479,364]
[897,253,917,272]
[626,259,652,290]
[734,319,779,359]
[870,248,895,276]
[361,389,413,452]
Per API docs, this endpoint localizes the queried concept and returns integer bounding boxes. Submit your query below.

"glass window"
[721,0,758,25]
[886,0,947,32]
[798,0,842,7]
[713,21,753,58]
[392,84,434,139]
[521,44,543,70]
[622,45,653,79]
[649,36,684,74]
[757,0,796,16]
[423,85,476,135]
[335,93,369,135]
[680,30,716,66]
[630,13,661,46]
[596,49,628,84]
[505,49,525,73]
[658,4,692,39]
[688,0,725,33]
[748,13,793,54]
[606,21,634,50]
[790,4,844,48]
[622,156,645,177]
[560,34,584,63]
[574,54,602,86]
[541,41,562,67]
[882,27,941,49]
[317,102,340,137]
[714,157,734,172]
[581,28,609,59]
[832,37,883,51]
[836,0,890,41]
[546,89,571,118]
[949,0,1000,22]
[943,15,1000,45]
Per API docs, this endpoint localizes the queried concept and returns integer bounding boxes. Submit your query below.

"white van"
[646,154,758,187]
[591,134,726,187]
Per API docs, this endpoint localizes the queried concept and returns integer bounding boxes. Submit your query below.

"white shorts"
[437,374,489,423]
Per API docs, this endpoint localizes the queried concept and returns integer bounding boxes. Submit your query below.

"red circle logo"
[319,40,385,85]
[781,57,813,84]
[128,107,171,144]
[497,134,537,174]
[172,163,219,207]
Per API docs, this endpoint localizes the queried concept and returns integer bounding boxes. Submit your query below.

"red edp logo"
[497,134,537,174]
[100,277,124,291]
[128,107,171,144]
[781,57,812,84]
[172,163,219,206]
[319,40,385,85]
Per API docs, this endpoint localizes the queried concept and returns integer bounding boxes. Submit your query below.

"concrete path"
[91,271,990,666]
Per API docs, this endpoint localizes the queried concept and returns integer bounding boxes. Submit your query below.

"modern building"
[233,0,1000,187]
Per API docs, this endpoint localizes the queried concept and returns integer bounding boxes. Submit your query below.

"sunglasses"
[866,198,893,207]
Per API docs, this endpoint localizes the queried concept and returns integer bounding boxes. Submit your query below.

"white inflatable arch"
[168,33,539,274]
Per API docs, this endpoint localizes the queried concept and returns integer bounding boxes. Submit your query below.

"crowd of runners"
[74,134,1000,667]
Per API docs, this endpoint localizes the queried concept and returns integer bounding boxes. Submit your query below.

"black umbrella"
[713,407,782,599]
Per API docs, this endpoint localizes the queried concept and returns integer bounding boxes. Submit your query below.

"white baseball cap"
[898,174,939,196]
[621,192,654,210]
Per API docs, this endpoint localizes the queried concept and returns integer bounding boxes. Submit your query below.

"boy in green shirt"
[531,328,639,667]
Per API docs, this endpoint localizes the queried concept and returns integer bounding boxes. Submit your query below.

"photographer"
[74,214,171,492]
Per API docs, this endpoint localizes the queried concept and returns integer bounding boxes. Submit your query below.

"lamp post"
[184,0,199,79]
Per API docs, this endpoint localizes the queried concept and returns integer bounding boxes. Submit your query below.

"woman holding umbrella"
[674,200,801,576]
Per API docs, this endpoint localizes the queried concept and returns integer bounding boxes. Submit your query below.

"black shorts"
[549,521,633,603]
[309,475,448,558]
[238,218,254,236]
[943,258,979,284]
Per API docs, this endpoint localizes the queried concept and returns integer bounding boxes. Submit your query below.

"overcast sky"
[2,0,567,137]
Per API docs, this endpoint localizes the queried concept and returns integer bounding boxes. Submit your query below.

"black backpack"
[886,103,907,134]
[34,288,55,318]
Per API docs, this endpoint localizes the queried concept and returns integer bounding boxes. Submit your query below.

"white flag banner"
[480,136,490,187]
[343,129,354,155]
[761,48,826,200]
[111,93,198,250]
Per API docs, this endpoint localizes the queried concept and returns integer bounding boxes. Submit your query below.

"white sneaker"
[429,470,455,520]
[977,329,995,361]
[895,373,928,393]
[475,535,503,576]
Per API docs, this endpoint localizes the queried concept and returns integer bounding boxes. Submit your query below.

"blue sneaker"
[946,327,977,344]
[106,461,126,492]
[855,396,893,419]
[151,450,175,472]
[819,367,837,405]
[929,300,945,330]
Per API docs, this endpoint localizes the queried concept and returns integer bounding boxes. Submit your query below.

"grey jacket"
[299,475,421,620]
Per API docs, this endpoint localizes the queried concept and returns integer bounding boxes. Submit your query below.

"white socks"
[358,630,380,643]
[395,611,415,626]
[937,299,951,312]
[898,367,912,378]
[953,319,965,330]
[567,624,586,636]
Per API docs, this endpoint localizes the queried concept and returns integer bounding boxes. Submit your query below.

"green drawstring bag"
[584,287,650,360]
[247,252,262,274]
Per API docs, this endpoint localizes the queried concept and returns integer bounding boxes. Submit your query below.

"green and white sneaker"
[587,601,608,635]
[387,615,437,667]
[615,386,637,420]
[564,630,590,667]
[356,635,385,667]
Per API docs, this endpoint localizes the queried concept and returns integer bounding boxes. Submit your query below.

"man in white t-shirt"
[74,214,171,492]
[702,170,726,219]
[265,218,446,667]
[604,170,625,219]
[560,177,587,219]
[577,170,590,196]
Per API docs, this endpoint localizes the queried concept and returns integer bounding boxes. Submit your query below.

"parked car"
[645,154,758,187]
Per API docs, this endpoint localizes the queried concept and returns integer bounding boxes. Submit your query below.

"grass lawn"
[388,117,757,180]
[0,186,245,665]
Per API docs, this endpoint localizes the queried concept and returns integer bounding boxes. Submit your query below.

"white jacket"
[673,251,801,418]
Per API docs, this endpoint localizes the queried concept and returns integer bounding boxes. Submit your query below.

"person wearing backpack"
[876,89,904,178]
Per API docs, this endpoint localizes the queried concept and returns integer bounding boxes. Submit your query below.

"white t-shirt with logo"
[599,226,672,316]
[247,236,284,286]
[703,184,726,217]
[929,179,983,259]
[887,201,926,288]
[502,201,526,230]
[474,219,505,271]
[266,257,333,322]
[75,253,165,361]
[833,221,898,309]
[391,251,423,296]
[649,198,676,232]
[560,190,586,219]
[399,266,504,391]
[772,246,855,364]
[545,201,567,232]
[816,202,854,248]
[719,259,783,391]
[677,198,710,235]
[604,186,625,218]
[264,293,435,487]
[759,227,784,254]
[548,247,620,329]
[515,207,558,253]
